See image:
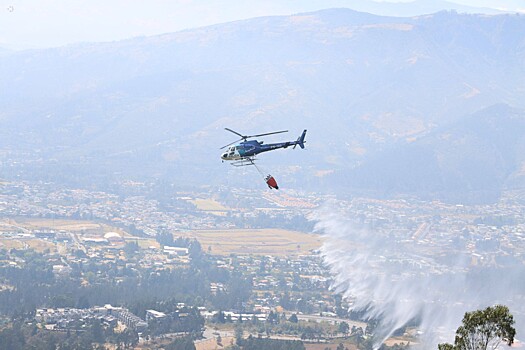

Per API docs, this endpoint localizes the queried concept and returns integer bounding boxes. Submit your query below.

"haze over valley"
[2,8,525,202]
[1,2,525,349]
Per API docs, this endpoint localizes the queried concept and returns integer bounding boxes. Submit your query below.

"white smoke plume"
[314,202,524,349]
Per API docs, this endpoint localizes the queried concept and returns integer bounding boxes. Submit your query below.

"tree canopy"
[438,305,516,350]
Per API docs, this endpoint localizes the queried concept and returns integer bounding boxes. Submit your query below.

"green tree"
[235,325,244,346]
[215,311,226,324]
[89,318,104,343]
[438,345,455,350]
[438,305,516,350]
[354,327,365,348]
[339,321,350,336]
[123,241,140,257]
[156,231,175,246]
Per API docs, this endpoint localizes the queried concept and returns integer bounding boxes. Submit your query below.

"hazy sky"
[1,0,524,49]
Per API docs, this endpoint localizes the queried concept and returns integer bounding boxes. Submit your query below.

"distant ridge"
[321,0,506,17]
[1,9,524,202]
[343,104,525,203]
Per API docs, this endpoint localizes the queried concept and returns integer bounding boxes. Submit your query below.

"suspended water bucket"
[265,174,279,190]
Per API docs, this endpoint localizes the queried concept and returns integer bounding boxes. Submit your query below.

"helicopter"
[220,128,307,166]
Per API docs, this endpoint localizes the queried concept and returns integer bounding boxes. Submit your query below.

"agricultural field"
[190,199,229,211]
[0,218,136,254]
[0,237,56,253]
[3,218,130,238]
[14,218,102,232]
[186,229,322,256]
[189,198,229,216]
[0,218,322,257]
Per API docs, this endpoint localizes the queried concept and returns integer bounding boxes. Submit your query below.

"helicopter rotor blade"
[224,128,245,138]
[249,130,288,138]
[221,128,288,149]
[220,138,244,149]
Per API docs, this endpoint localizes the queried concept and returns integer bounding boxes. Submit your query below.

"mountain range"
[1,8,525,202]
[300,0,507,16]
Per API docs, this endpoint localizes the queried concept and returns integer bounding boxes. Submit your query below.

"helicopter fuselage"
[221,140,292,161]
[220,129,306,164]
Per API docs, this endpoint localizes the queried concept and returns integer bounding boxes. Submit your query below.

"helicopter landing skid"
[231,158,256,167]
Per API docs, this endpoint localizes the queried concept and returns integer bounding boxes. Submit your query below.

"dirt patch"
[196,336,235,350]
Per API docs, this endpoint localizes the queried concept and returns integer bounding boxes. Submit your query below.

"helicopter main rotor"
[220,128,288,149]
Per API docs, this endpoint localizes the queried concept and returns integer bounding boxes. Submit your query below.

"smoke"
[314,202,524,349]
